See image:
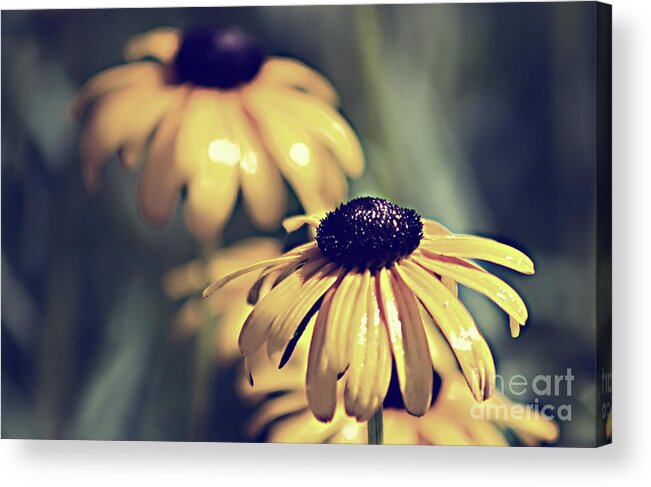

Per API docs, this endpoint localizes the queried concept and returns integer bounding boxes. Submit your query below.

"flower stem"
[368,406,384,445]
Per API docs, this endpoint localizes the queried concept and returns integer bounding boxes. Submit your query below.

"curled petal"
[417,252,529,324]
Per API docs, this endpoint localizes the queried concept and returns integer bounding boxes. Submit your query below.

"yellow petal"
[422,317,463,377]
[137,89,189,228]
[266,262,339,366]
[118,137,148,171]
[264,86,364,178]
[282,213,325,233]
[71,62,165,118]
[257,56,339,106]
[510,315,522,338]
[306,285,339,422]
[318,146,349,208]
[178,90,240,240]
[203,250,311,298]
[222,93,286,230]
[377,267,432,417]
[417,252,529,323]
[324,270,366,374]
[422,218,453,237]
[441,275,458,298]
[344,271,392,421]
[396,259,496,402]
[80,84,177,190]
[238,263,313,357]
[421,235,535,274]
[243,87,330,214]
[123,27,181,64]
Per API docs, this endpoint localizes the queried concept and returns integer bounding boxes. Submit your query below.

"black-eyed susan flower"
[164,238,282,362]
[240,322,558,446]
[72,26,363,240]
[204,196,535,422]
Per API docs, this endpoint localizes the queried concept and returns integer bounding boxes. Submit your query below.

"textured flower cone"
[72,27,364,240]
[240,322,559,446]
[205,197,535,422]
[163,238,282,363]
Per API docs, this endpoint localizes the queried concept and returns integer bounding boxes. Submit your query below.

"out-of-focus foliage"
[2,3,598,445]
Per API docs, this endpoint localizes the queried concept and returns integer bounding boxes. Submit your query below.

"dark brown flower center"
[173,26,265,89]
[316,197,423,270]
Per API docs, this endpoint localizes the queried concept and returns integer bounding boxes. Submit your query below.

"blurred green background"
[2,3,600,445]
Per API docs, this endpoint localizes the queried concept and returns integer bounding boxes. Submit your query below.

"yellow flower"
[164,238,281,362]
[205,196,535,422]
[241,323,558,446]
[72,26,364,240]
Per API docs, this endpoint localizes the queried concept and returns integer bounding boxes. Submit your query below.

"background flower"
[164,238,282,362]
[73,26,364,240]
[240,319,559,446]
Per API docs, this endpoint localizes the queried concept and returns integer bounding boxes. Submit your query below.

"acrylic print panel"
[1,2,611,447]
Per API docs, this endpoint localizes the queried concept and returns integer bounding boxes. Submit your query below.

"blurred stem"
[188,238,221,440]
[368,406,384,445]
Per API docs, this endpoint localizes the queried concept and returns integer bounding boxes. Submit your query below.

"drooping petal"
[238,260,322,356]
[375,268,432,417]
[71,62,166,118]
[306,285,339,422]
[136,87,190,228]
[257,56,339,106]
[324,269,366,374]
[417,252,529,324]
[80,84,178,190]
[421,235,535,275]
[178,90,240,239]
[318,146,349,209]
[264,86,364,178]
[123,27,181,63]
[203,251,309,298]
[396,259,496,402]
[266,263,339,365]
[222,92,286,230]
[243,87,328,214]
[509,315,523,338]
[344,271,392,421]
